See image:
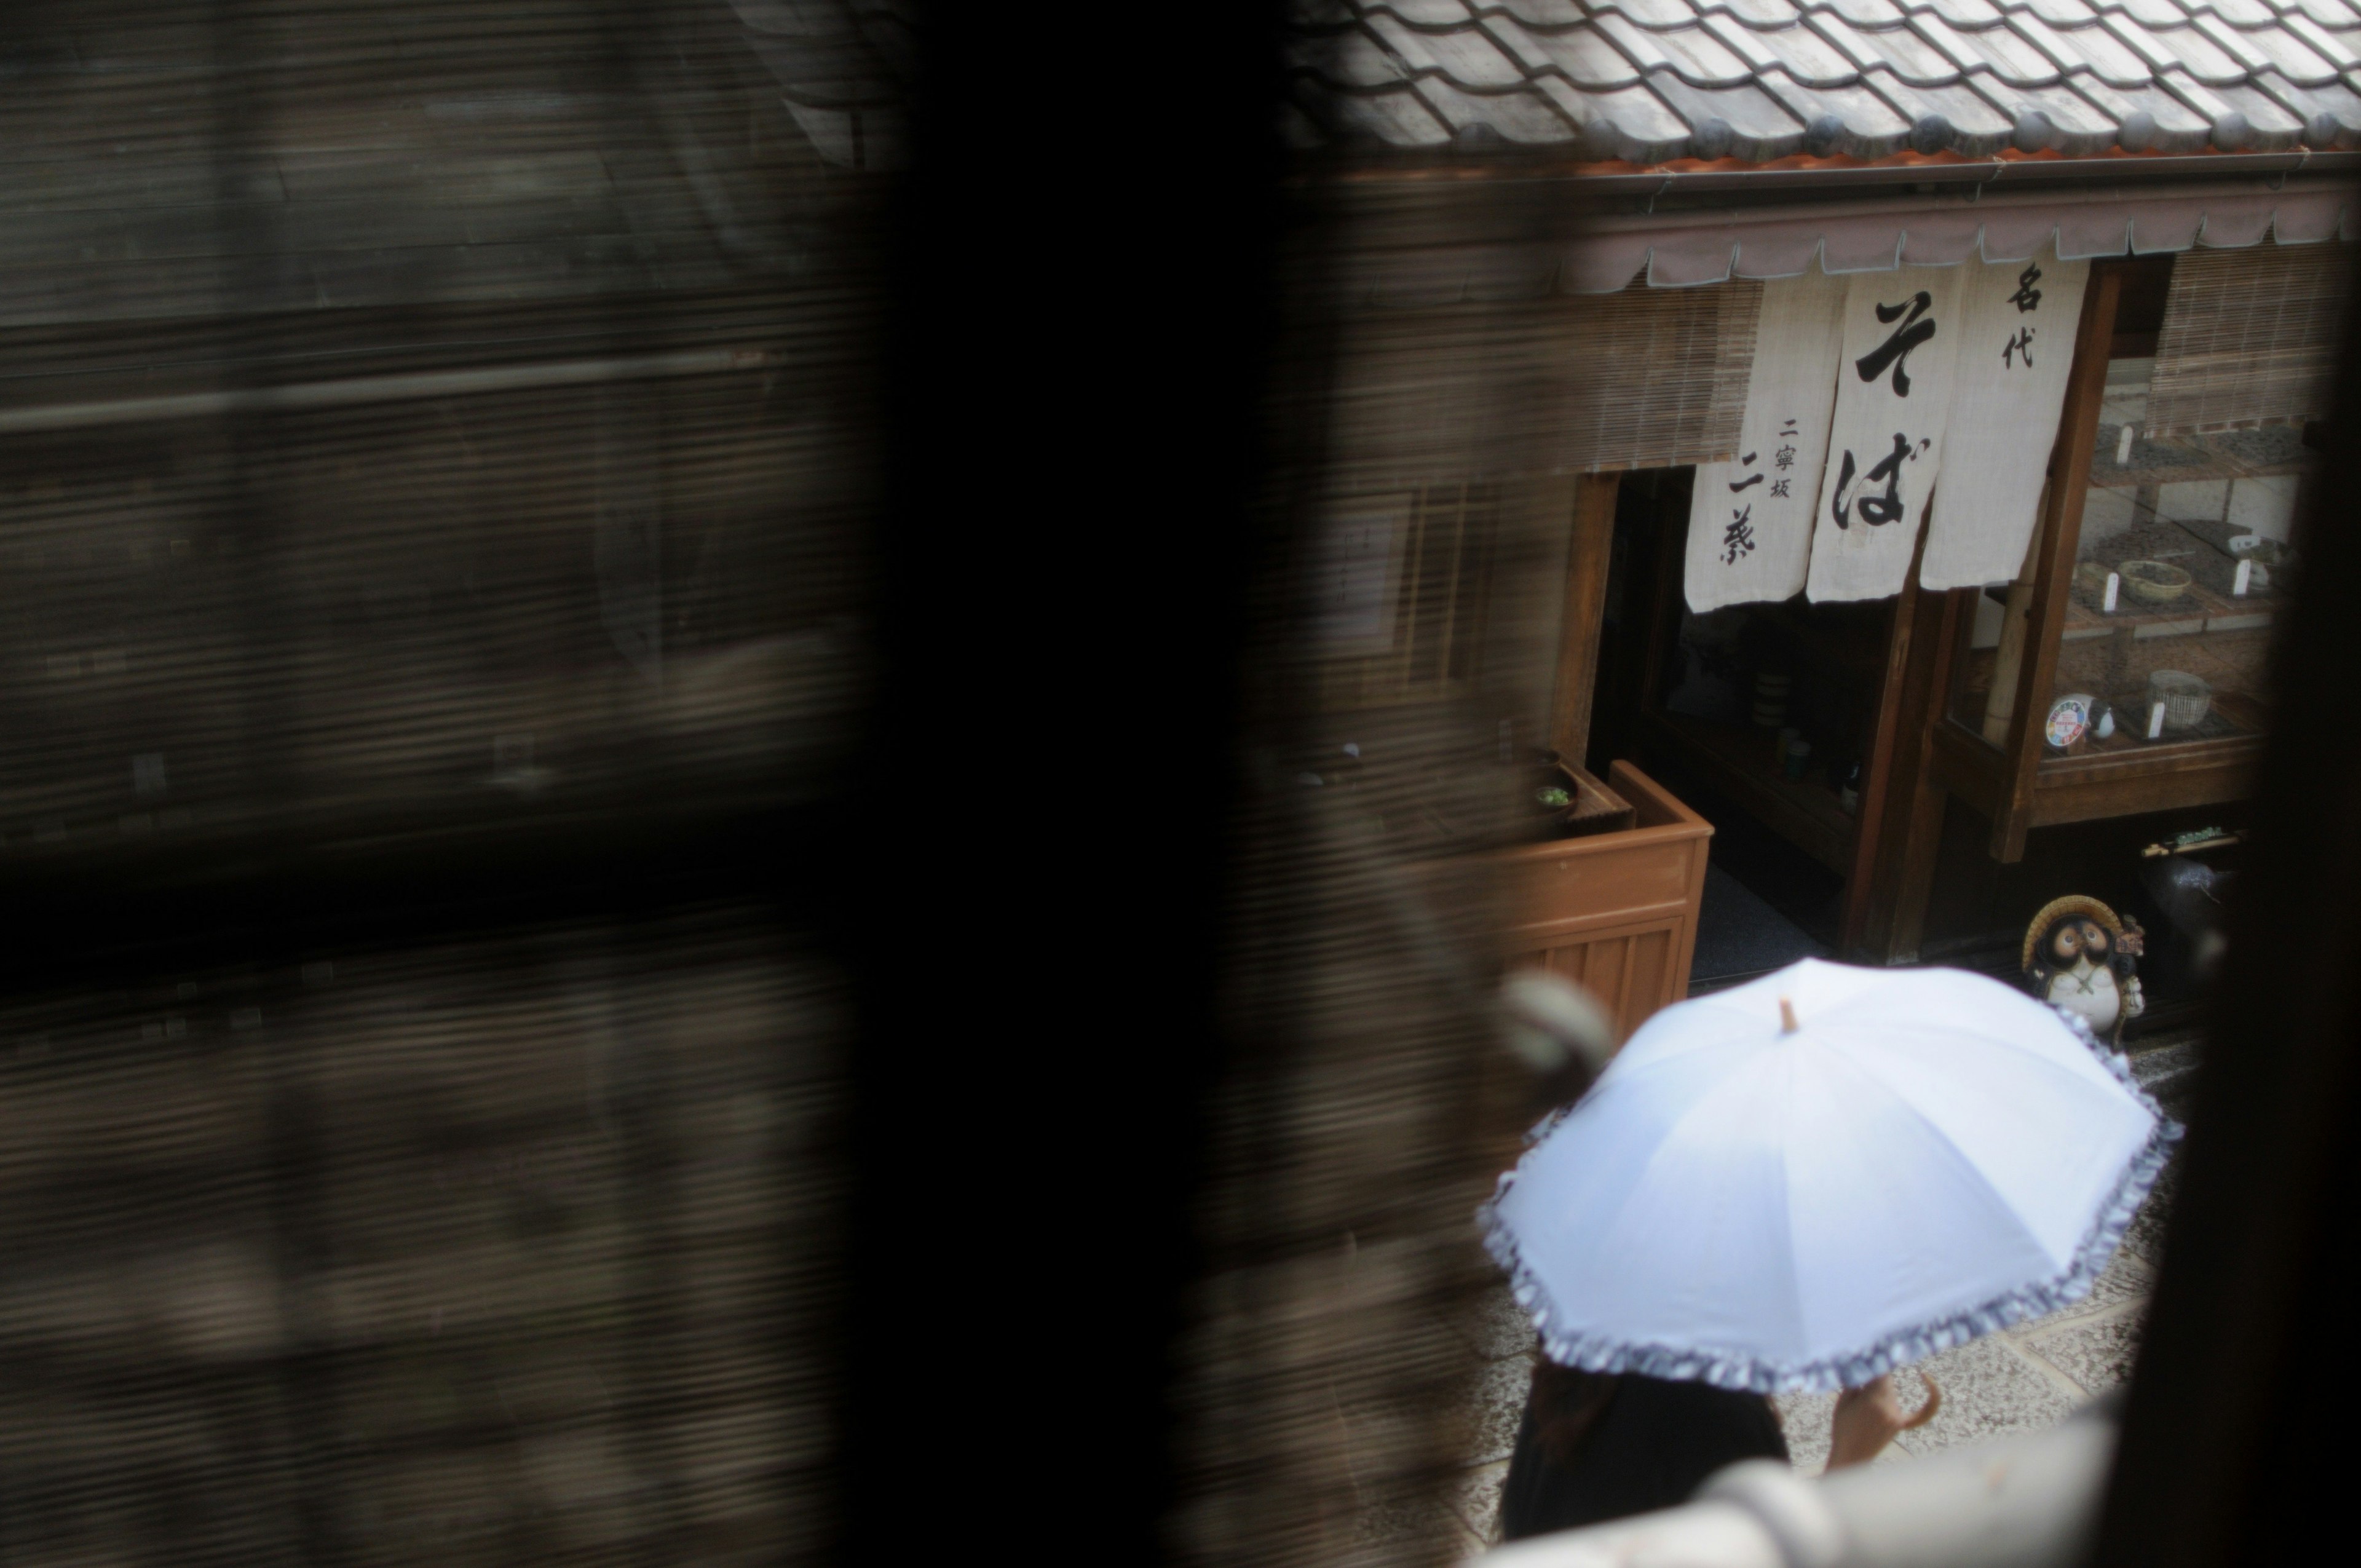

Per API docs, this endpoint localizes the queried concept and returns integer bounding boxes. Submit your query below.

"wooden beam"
[1549,472,1622,766]
[1990,264,2121,863]
[0,347,777,434]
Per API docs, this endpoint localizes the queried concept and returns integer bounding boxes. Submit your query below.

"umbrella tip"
[1779,997,1799,1035]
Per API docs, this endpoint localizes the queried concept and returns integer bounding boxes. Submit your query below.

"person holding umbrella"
[1483,959,2177,1541]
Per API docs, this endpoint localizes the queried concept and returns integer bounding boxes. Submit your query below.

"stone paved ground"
[1377,1037,2195,1559]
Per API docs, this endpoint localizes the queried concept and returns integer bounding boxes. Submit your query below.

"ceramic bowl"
[2118,560,2193,604]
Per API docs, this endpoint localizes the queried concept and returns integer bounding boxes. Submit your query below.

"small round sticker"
[2044,696,2089,750]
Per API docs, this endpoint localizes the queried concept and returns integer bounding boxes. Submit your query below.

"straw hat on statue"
[2022,896,2146,1045]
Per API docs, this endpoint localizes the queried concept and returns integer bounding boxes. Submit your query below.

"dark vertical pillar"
[844,6,1286,1564]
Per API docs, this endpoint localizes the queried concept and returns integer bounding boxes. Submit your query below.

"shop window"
[1947,248,2338,794]
[1313,483,1497,709]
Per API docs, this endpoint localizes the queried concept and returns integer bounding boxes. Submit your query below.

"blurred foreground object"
[1486,960,2175,1393]
[1478,1393,2119,1568]
[1498,970,1615,1119]
[1497,972,1613,1080]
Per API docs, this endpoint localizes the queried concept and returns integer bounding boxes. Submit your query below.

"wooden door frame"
[1547,471,1623,767]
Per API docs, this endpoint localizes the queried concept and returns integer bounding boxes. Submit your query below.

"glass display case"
[1937,256,2309,860]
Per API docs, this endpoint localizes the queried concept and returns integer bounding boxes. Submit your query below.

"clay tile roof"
[1281,0,2361,162]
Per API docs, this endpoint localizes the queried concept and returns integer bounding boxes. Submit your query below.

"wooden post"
[1838,514,1932,952]
[1990,265,2121,863]
[1979,487,2047,746]
[1635,472,1690,727]
[1856,587,1967,962]
[1549,472,1622,767]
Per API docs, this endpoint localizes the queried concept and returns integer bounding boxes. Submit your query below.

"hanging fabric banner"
[1806,265,1965,603]
[1684,267,1848,612]
[1921,247,2091,590]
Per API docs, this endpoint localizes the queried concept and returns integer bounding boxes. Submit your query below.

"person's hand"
[1826,1371,1939,1470]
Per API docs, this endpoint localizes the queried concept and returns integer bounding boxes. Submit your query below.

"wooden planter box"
[1487,760,1712,1046]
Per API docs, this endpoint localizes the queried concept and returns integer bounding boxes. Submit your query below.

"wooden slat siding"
[1492,761,1711,1047]
[1615,761,1710,1020]
[1516,929,1674,1044]
[2147,240,2353,435]
[1991,264,2123,863]
[1549,473,1621,765]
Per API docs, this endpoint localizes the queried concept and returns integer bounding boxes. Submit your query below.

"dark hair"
[1499,1358,1790,1541]
[1526,1358,1621,1467]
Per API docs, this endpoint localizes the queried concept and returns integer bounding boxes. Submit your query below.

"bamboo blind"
[1558,272,1760,474]
[1326,274,1760,489]
[0,5,870,1564]
[0,0,872,870]
[0,911,837,1566]
[2146,240,2354,435]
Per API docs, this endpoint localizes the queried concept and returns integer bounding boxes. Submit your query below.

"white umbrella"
[1481,957,2179,1393]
